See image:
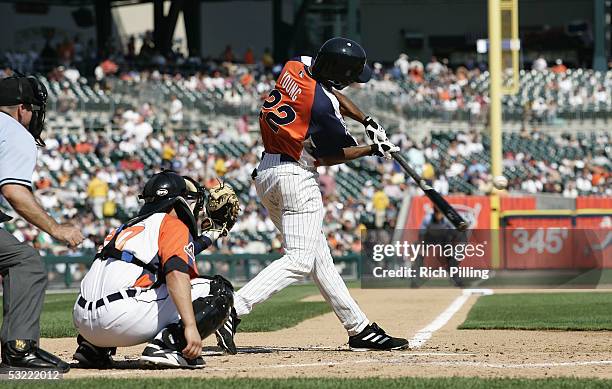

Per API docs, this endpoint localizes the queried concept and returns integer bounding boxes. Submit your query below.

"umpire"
[0,75,84,372]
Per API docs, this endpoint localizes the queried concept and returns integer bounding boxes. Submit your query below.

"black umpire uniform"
[0,76,71,372]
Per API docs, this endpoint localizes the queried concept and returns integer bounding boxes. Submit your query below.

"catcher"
[71,171,240,369]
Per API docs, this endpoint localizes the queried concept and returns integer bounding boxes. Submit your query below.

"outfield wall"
[404,195,612,270]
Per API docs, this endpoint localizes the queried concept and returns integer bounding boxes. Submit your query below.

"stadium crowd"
[3,36,611,122]
[0,37,610,284]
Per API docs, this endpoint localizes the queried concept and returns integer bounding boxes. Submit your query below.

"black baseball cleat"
[215,307,240,355]
[141,339,205,369]
[73,335,116,369]
[1,340,70,372]
[348,323,410,351]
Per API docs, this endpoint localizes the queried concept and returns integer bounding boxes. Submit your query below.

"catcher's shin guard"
[159,275,234,351]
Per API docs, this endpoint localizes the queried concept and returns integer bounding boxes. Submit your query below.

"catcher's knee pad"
[191,275,234,338]
[192,290,233,339]
[208,274,234,302]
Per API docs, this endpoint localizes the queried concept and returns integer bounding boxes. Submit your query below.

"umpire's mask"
[0,75,48,147]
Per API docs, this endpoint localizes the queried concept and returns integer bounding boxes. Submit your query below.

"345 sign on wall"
[511,228,570,255]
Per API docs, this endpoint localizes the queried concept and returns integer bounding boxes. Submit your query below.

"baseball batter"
[72,171,240,369]
[215,37,409,353]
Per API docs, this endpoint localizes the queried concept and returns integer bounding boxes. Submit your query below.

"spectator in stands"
[262,48,274,70]
[394,53,410,79]
[169,94,183,124]
[57,82,77,113]
[223,45,235,62]
[426,56,445,76]
[124,113,153,143]
[87,171,109,219]
[372,188,390,229]
[551,59,567,74]
[532,55,548,71]
[244,47,255,65]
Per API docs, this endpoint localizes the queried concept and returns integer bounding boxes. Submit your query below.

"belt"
[261,152,297,163]
[77,289,138,311]
[253,152,297,179]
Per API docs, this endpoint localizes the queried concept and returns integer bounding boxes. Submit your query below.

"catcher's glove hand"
[201,181,240,240]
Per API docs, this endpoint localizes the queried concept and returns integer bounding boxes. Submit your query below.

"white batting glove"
[363,116,389,144]
[370,140,400,160]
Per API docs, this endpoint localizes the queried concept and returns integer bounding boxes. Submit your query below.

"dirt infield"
[42,288,612,379]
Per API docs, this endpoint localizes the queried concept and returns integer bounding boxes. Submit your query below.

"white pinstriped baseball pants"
[233,153,369,336]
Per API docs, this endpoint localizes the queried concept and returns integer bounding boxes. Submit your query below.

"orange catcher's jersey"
[80,213,198,300]
[259,56,358,161]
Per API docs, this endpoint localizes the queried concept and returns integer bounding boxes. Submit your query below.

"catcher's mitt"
[203,181,240,237]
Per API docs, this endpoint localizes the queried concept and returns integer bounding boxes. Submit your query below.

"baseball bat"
[391,152,468,231]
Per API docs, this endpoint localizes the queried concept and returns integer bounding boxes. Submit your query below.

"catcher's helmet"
[138,171,205,236]
[310,37,372,89]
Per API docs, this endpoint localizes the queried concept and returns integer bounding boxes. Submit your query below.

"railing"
[43,252,362,288]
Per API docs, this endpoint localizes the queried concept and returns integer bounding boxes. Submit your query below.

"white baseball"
[492,175,508,190]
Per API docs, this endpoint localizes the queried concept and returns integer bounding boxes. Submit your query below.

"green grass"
[27,293,78,338]
[0,284,330,338]
[2,378,612,388]
[238,284,330,332]
[460,292,612,331]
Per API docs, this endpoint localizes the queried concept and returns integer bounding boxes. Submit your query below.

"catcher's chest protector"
[91,212,198,290]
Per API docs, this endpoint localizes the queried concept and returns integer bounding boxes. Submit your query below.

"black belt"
[77,289,138,311]
[253,152,297,179]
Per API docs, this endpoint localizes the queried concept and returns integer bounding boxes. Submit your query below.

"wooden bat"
[391,152,468,231]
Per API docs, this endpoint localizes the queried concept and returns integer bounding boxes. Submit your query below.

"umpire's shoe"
[1,340,70,372]
[215,307,240,355]
[73,335,115,369]
[348,323,410,351]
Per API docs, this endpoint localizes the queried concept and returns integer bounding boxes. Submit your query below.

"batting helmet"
[138,171,206,236]
[310,37,372,89]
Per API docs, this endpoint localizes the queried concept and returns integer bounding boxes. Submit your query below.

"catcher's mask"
[0,74,48,147]
[138,171,206,236]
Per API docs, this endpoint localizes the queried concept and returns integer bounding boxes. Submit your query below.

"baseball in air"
[492,175,508,190]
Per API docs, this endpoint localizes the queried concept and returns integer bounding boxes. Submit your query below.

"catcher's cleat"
[348,322,410,351]
[73,335,116,369]
[141,339,205,369]
[215,307,240,355]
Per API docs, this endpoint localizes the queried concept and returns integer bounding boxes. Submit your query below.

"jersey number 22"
[260,89,296,133]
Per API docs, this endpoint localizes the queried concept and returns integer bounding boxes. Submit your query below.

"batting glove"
[363,116,389,144]
[370,140,400,160]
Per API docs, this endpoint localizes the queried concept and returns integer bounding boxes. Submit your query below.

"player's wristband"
[362,116,372,127]
[194,235,213,254]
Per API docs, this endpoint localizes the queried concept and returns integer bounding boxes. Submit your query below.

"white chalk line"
[409,288,494,349]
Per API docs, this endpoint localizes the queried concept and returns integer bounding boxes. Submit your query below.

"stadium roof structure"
[0,0,266,5]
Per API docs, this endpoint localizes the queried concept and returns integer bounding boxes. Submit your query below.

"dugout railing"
[42,253,362,289]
